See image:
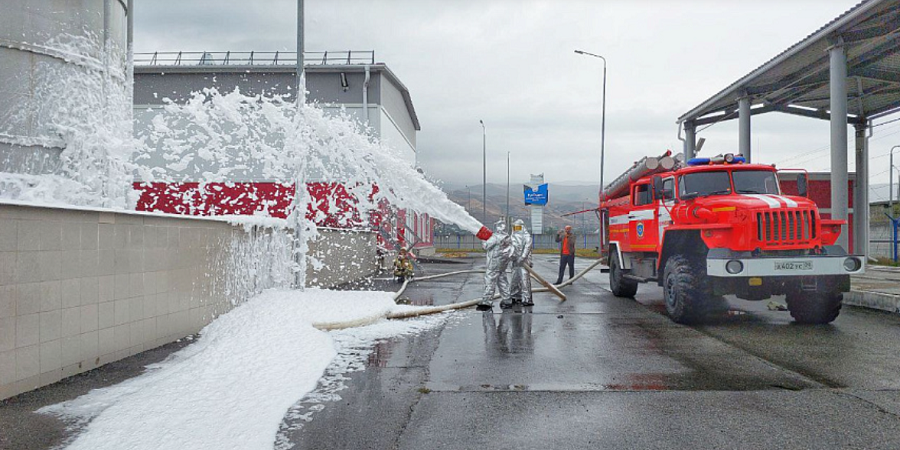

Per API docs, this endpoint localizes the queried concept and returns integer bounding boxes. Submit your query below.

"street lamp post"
[480,120,486,225]
[466,185,471,212]
[574,50,607,195]
[575,49,607,253]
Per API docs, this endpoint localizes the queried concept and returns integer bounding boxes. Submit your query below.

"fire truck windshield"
[679,171,731,198]
[733,170,780,195]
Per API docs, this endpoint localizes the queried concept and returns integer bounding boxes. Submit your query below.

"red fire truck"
[600,151,864,324]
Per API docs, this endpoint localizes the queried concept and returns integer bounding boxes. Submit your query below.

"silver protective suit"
[481,221,513,306]
[509,220,533,303]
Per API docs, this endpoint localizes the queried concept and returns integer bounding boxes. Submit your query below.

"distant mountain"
[440,183,600,234]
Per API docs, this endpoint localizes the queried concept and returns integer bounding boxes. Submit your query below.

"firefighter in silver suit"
[477,220,513,311]
[508,219,534,307]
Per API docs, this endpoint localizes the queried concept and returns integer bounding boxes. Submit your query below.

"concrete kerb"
[844,290,900,314]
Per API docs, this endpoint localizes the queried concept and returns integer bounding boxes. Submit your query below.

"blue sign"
[524,183,548,205]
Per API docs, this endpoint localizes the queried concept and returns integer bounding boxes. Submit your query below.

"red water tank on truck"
[599,151,864,324]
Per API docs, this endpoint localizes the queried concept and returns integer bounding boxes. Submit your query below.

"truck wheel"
[663,255,710,324]
[609,251,638,298]
[785,292,842,324]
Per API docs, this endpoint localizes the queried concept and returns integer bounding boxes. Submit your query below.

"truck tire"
[609,251,638,298]
[662,255,710,324]
[785,292,842,324]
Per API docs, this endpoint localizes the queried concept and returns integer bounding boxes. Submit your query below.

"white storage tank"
[0,0,129,175]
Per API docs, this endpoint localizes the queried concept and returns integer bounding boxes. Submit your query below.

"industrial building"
[132,51,434,251]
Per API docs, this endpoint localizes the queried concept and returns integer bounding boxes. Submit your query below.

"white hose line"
[313,311,391,331]
[532,258,606,293]
[315,260,606,331]
[392,269,483,301]
[387,258,606,320]
[387,298,483,320]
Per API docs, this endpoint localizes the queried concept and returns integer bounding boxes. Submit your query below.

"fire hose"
[313,259,606,330]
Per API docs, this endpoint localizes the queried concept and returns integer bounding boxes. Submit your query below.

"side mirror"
[661,188,674,200]
[652,175,663,200]
[797,173,808,198]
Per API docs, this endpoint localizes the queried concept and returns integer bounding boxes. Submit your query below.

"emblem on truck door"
[636,222,644,237]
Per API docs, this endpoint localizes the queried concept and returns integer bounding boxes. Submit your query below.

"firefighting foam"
[138,87,484,235]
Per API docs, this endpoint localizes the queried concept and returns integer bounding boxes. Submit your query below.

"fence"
[435,233,601,251]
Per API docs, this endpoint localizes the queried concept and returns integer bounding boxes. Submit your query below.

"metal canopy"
[678,0,900,127]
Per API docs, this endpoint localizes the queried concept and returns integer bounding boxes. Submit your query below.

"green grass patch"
[871,257,900,267]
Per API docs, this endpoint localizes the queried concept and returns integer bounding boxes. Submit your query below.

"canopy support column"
[684,121,696,160]
[829,37,849,250]
[854,122,869,258]
[738,95,751,162]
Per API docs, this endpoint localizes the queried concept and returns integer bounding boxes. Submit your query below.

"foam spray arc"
[138,88,489,288]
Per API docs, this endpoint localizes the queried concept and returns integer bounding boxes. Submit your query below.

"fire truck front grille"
[756,210,816,245]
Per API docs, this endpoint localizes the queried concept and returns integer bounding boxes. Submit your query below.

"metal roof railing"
[134,50,375,67]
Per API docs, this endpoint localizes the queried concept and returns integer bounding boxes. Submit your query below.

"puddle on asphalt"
[452,374,675,392]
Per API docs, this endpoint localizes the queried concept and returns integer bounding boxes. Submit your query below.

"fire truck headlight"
[726,260,744,274]
[843,257,862,272]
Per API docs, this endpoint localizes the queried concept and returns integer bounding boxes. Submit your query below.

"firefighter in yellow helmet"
[393,247,415,283]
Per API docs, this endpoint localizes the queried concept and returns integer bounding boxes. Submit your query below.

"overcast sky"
[134,0,900,198]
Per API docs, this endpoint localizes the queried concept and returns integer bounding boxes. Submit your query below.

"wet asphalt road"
[4,255,900,449]
[288,255,900,450]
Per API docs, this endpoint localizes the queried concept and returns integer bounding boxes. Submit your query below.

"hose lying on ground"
[311,260,606,330]
[312,270,483,330]
[392,270,484,301]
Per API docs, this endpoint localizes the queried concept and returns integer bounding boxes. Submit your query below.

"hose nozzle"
[475,226,493,241]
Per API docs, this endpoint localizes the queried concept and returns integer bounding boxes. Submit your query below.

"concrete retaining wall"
[307,228,378,288]
[0,203,377,399]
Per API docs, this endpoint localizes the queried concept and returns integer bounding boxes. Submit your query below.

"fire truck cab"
[601,152,865,324]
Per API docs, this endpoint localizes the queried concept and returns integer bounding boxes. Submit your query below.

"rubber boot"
[476,302,493,311]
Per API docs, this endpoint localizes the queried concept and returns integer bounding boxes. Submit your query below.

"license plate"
[774,261,812,271]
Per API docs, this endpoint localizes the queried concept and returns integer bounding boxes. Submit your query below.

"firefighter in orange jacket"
[554,225,576,285]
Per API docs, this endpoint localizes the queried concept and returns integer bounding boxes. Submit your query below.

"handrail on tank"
[133,51,376,67]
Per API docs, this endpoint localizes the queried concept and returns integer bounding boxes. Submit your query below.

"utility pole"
[891,145,900,214]
[296,0,304,103]
[291,0,306,289]
[480,120,486,225]
[582,201,586,249]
